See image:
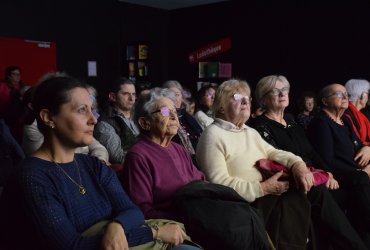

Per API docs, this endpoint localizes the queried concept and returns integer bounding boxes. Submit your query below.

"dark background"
[1,0,370,113]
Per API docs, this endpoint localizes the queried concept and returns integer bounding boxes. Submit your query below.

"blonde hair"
[212,78,251,118]
[255,75,290,107]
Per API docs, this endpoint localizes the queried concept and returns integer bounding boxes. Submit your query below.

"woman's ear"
[138,117,151,131]
[39,109,55,128]
[321,97,328,107]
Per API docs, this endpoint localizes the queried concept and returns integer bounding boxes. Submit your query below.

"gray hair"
[255,75,290,107]
[133,87,176,124]
[162,80,184,92]
[345,79,370,102]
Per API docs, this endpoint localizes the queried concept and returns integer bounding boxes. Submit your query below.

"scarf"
[345,102,370,145]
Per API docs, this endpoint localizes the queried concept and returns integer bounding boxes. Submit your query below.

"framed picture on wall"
[137,61,148,77]
[138,44,148,60]
[126,45,136,60]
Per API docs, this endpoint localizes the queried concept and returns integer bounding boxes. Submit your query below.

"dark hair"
[196,84,217,112]
[297,91,317,112]
[33,76,88,134]
[110,77,134,93]
[4,66,21,82]
[136,80,152,93]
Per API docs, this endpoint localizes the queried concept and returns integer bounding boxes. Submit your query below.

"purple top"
[122,135,206,220]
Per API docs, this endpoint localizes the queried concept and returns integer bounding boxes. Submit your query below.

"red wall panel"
[0,37,57,86]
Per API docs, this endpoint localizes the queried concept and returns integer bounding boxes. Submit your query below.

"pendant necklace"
[53,159,86,195]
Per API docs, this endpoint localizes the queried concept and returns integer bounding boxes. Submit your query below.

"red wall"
[0,37,57,85]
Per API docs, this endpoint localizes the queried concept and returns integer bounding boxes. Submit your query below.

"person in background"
[0,75,197,250]
[136,80,152,96]
[94,77,139,164]
[0,66,28,143]
[0,66,22,114]
[344,79,370,145]
[296,91,317,130]
[307,83,370,248]
[194,84,217,129]
[250,75,367,250]
[182,87,196,116]
[87,85,100,119]
[162,80,202,163]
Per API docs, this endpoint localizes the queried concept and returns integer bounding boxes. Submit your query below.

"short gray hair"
[133,87,176,124]
[162,80,184,92]
[255,75,290,107]
[345,79,370,102]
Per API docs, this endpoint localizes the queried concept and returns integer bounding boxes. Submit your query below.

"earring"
[48,122,55,128]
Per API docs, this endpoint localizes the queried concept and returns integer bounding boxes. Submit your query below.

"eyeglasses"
[269,87,290,96]
[326,91,348,99]
[151,107,177,117]
[233,93,251,104]
[205,93,215,99]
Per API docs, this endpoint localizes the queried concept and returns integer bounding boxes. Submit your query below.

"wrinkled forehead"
[155,97,176,108]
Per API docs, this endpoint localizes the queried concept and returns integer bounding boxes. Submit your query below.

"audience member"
[194,84,216,129]
[94,77,139,164]
[122,87,270,250]
[0,75,198,250]
[87,84,100,119]
[162,80,202,160]
[251,75,367,249]
[21,79,109,164]
[0,66,28,143]
[196,78,367,249]
[307,83,370,247]
[136,80,152,96]
[296,91,317,130]
[344,79,370,145]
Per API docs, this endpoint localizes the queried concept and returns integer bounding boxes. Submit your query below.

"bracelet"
[152,224,163,244]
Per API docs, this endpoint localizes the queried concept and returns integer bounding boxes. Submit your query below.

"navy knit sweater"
[20,154,152,250]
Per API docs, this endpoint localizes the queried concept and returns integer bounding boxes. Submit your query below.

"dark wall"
[2,0,370,112]
[0,0,168,105]
[168,0,370,113]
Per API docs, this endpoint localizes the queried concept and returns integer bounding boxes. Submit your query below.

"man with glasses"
[94,77,139,165]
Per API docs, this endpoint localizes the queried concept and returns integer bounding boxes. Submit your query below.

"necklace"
[54,159,86,195]
[324,111,344,125]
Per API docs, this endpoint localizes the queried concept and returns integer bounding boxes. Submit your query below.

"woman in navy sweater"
[8,74,198,250]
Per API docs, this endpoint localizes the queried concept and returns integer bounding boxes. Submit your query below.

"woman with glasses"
[194,84,217,129]
[196,78,325,249]
[344,79,370,145]
[121,87,270,249]
[307,83,370,247]
[250,75,367,249]
[122,87,206,220]
[162,80,203,164]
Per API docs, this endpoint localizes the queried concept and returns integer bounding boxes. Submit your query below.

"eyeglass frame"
[233,93,251,104]
[269,87,290,96]
[151,107,178,117]
[325,91,348,99]
[205,92,215,99]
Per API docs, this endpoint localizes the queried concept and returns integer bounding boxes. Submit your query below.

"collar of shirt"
[214,118,248,132]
